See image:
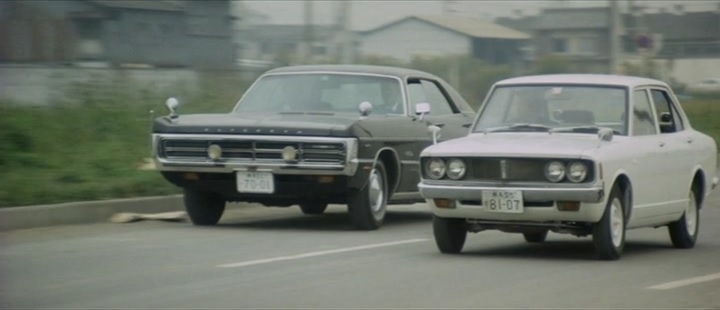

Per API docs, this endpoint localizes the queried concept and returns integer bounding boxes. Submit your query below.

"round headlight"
[446,158,466,180]
[567,162,588,183]
[426,158,446,180]
[545,161,566,182]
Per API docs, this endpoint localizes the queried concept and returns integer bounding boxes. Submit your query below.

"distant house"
[235,24,343,64]
[0,0,235,69]
[532,7,622,73]
[358,15,530,65]
[633,11,720,59]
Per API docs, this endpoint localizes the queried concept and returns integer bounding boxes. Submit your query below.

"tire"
[433,215,467,254]
[299,202,328,215]
[592,184,626,260]
[348,161,388,230]
[668,189,699,249]
[183,188,226,226]
[523,231,548,243]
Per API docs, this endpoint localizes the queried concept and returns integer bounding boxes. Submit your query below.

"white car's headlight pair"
[426,158,466,180]
[545,161,588,183]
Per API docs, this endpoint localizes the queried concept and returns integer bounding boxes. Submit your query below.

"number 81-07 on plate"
[481,190,524,213]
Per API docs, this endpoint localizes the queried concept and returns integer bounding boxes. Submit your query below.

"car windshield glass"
[233,73,404,114]
[473,85,628,135]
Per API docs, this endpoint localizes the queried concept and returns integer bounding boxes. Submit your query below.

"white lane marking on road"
[217,238,429,268]
[647,272,720,290]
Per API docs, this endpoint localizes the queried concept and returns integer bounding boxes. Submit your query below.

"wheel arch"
[372,147,401,195]
[691,168,705,208]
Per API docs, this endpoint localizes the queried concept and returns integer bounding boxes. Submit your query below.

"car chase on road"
[418,74,719,260]
[151,65,476,230]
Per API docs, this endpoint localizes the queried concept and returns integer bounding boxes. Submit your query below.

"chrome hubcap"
[685,193,697,236]
[368,169,384,213]
[610,198,624,248]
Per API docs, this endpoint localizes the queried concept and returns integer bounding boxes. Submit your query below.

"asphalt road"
[2,190,720,309]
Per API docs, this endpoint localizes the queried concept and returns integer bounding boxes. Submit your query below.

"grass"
[1,74,718,208]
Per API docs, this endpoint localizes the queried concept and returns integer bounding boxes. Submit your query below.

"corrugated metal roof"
[364,15,530,40]
[90,0,183,12]
[536,7,610,30]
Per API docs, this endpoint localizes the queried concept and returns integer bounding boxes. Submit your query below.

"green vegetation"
[1,56,718,207]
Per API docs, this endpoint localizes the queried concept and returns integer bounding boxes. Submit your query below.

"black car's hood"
[153,112,362,137]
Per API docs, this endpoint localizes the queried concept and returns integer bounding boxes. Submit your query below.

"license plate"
[236,171,275,194]
[481,190,524,213]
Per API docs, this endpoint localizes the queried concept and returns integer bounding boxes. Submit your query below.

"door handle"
[658,141,665,147]
[686,137,694,144]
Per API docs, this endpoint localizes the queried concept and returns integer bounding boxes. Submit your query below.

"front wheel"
[184,188,226,226]
[433,215,467,254]
[668,189,699,249]
[592,184,626,260]
[348,161,388,230]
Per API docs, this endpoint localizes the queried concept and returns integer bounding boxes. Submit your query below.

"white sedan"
[418,74,719,260]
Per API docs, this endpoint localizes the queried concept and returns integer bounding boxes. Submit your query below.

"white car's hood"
[422,132,609,158]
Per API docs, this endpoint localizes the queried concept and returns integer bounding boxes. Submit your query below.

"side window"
[407,78,455,115]
[632,90,658,136]
[650,89,684,133]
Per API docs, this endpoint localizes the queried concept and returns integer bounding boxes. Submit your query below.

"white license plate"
[236,171,275,194]
[481,190,524,213]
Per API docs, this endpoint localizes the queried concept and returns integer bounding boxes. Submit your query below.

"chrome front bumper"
[418,183,605,203]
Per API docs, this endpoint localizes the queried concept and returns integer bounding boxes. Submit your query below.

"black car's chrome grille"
[160,139,346,164]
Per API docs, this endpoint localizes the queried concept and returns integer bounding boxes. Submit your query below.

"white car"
[418,74,719,260]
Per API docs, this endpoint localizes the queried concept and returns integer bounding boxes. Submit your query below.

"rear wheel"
[348,161,388,230]
[299,202,328,215]
[433,215,467,254]
[668,188,699,249]
[523,231,548,243]
[184,188,226,226]
[592,184,626,260]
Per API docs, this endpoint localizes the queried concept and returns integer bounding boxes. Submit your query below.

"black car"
[151,65,476,230]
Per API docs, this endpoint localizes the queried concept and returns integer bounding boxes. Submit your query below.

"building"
[235,24,343,65]
[358,15,530,65]
[0,0,235,69]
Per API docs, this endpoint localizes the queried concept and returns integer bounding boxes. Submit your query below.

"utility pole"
[608,0,621,74]
[335,1,354,64]
[303,0,314,64]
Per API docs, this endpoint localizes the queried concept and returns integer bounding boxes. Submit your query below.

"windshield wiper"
[484,123,551,133]
[549,126,621,134]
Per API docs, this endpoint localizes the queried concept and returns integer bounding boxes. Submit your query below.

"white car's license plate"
[236,171,275,194]
[481,190,524,213]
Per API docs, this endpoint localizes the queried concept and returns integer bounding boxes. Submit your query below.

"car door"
[649,88,693,215]
[393,77,475,194]
[627,88,669,224]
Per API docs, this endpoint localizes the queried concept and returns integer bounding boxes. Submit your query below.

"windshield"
[233,73,405,114]
[473,85,628,135]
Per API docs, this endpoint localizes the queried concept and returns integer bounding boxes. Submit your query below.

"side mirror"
[165,97,179,119]
[428,124,442,145]
[358,101,373,118]
[415,102,431,120]
[660,112,672,123]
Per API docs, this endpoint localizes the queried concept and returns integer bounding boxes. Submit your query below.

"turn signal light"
[318,176,334,184]
[557,201,580,211]
[434,199,456,209]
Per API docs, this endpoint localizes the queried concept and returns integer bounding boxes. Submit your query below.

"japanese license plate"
[481,190,524,213]
[236,171,275,194]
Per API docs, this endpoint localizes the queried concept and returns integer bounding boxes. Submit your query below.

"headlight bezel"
[567,161,588,183]
[425,158,447,180]
[446,158,467,180]
[545,160,566,183]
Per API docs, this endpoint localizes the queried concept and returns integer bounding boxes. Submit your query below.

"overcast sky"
[239,0,720,31]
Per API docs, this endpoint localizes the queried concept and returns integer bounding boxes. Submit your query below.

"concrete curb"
[0,195,184,232]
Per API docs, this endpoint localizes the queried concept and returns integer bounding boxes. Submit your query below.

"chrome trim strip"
[418,183,605,203]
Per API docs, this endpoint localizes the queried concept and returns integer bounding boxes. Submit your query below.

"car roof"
[264,64,438,79]
[495,74,669,88]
